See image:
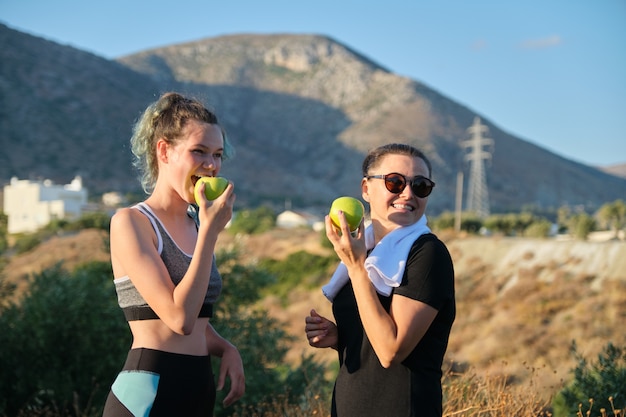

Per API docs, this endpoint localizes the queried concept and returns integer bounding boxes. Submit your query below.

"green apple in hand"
[194,177,228,204]
[329,196,364,233]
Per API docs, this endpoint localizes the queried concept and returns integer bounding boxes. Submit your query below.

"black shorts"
[103,348,215,417]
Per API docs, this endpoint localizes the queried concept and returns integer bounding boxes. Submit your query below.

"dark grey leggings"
[102,348,215,417]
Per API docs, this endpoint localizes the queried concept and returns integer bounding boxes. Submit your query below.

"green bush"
[523,219,553,238]
[260,250,337,299]
[0,262,130,416]
[70,212,111,231]
[0,212,8,254]
[228,206,276,235]
[430,211,484,234]
[13,233,42,254]
[596,199,626,238]
[430,211,456,231]
[212,248,332,416]
[552,341,626,417]
[568,212,596,240]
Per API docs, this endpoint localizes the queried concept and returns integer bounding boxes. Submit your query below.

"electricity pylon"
[461,117,494,218]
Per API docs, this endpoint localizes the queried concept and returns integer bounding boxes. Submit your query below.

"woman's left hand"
[217,344,245,407]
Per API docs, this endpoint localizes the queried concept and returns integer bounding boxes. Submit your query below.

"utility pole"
[461,117,493,218]
[454,171,463,232]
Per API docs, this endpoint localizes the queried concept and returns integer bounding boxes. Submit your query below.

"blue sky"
[2,0,625,166]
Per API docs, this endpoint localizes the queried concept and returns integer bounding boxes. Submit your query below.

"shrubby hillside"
[4,226,624,397]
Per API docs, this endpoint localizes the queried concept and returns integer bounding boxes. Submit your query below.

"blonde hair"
[130,92,234,193]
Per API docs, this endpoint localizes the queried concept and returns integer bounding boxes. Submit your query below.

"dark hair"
[362,143,432,177]
[130,92,234,193]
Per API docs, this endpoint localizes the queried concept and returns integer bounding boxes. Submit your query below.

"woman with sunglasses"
[103,92,244,416]
[305,143,455,416]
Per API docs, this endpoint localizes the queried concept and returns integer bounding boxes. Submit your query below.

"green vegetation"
[596,199,626,239]
[0,213,7,254]
[0,262,129,416]
[552,341,626,417]
[4,211,111,257]
[567,212,596,240]
[13,233,42,254]
[429,200,626,240]
[212,248,332,417]
[228,206,276,235]
[259,250,337,300]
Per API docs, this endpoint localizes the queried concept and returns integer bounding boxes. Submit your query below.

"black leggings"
[102,348,215,417]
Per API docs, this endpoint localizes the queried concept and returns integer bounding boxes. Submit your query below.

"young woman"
[103,92,244,416]
[305,143,455,416]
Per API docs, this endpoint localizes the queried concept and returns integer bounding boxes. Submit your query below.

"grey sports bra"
[113,202,222,321]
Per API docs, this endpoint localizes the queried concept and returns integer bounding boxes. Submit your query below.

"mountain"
[0,23,159,193]
[1,23,625,214]
[600,163,626,179]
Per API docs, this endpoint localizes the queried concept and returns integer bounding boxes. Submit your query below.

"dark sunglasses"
[365,172,435,198]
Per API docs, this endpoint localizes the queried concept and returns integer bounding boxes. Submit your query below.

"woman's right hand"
[196,181,235,235]
[305,309,338,350]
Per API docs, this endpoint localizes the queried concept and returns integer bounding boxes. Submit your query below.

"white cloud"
[519,35,563,49]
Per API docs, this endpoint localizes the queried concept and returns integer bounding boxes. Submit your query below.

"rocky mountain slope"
[1,24,625,214]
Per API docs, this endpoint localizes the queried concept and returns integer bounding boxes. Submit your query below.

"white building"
[276,209,323,230]
[3,176,88,234]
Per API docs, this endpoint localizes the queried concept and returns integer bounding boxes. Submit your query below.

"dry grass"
[442,365,552,417]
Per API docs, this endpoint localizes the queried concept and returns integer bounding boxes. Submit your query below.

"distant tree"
[432,212,483,234]
[514,212,537,235]
[430,211,456,231]
[431,211,484,234]
[557,206,572,233]
[460,215,483,234]
[568,212,596,240]
[483,214,508,235]
[596,199,626,239]
[523,219,552,238]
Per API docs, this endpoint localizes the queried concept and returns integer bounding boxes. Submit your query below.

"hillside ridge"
[1,23,625,213]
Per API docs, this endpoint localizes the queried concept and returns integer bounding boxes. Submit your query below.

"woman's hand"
[216,344,245,407]
[305,309,338,349]
[325,212,367,271]
[196,181,236,235]
[206,324,245,407]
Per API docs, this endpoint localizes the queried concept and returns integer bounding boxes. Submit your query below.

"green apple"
[329,196,364,233]
[194,177,228,204]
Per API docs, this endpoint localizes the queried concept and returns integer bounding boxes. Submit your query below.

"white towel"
[322,215,431,301]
